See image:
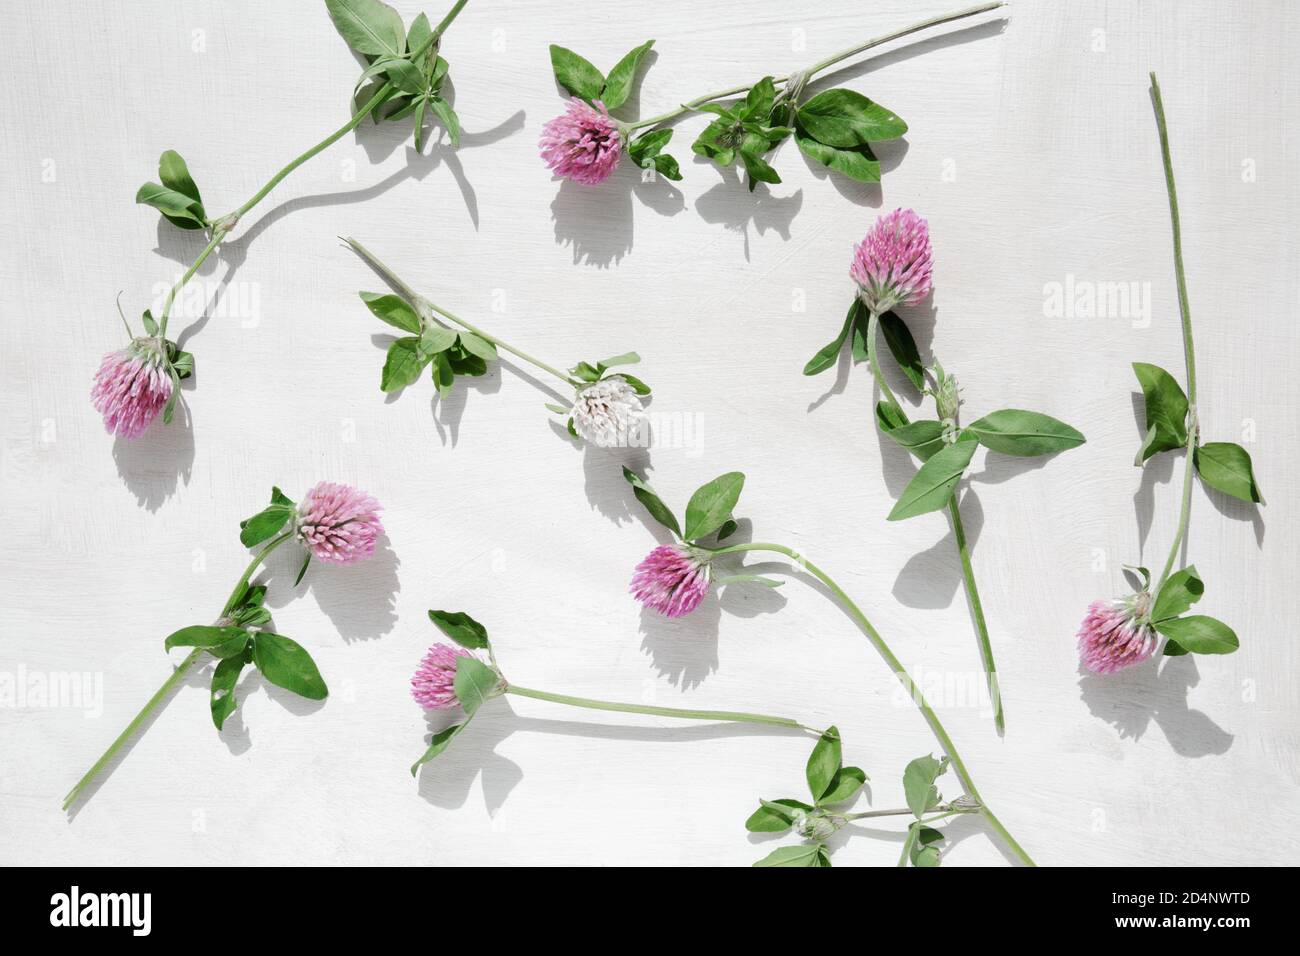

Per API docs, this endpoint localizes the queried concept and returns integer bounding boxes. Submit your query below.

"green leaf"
[803,301,856,376]
[1151,565,1204,623]
[1132,362,1188,464]
[452,657,500,717]
[418,325,458,356]
[269,487,293,507]
[381,337,425,392]
[820,766,867,805]
[796,89,906,147]
[233,605,271,629]
[549,44,604,102]
[430,351,455,396]
[413,94,430,151]
[1195,442,1264,504]
[170,349,194,380]
[716,519,738,541]
[876,399,909,432]
[652,153,682,180]
[325,0,405,57]
[744,797,812,833]
[158,150,202,205]
[359,291,420,333]
[429,97,461,148]
[622,467,682,538]
[570,361,601,382]
[293,552,312,587]
[683,472,745,541]
[617,373,652,395]
[1154,615,1239,655]
[406,11,432,65]
[428,609,490,650]
[740,150,780,191]
[794,130,881,182]
[411,722,468,775]
[446,344,487,376]
[135,181,207,229]
[805,727,842,802]
[238,504,293,548]
[628,129,672,167]
[875,311,924,390]
[252,632,328,700]
[164,625,249,657]
[910,825,944,867]
[966,409,1086,457]
[210,654,247,731]
[457,331,498,363]
[902,754,946,819]
[597,351,641,370]
[753,843,823,867]
[880,419,947,463]
[382,57,426,95]
[887,438,978,521]
[743,76,777,119]
[601,39,654,110]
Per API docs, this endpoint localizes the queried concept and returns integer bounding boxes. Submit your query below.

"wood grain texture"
[1,0,1296,866]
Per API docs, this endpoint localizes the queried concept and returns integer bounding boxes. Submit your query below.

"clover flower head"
[630,543,712,618]
[1077,592,1157,675]
[411,642,477,710]
[571,376,646,447]
[295,481,383,564]
[539,98,622,185]
[791,809,839,841]
[850,208,934,313]
[90,339,172,439]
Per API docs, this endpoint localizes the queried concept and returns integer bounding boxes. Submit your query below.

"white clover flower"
[570,376,646,447]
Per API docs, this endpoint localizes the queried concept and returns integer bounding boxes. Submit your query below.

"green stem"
[863,314,1003,734]
[708,541,1036,866]
[865,309,901,412]
[153,0,471,340]
[897,825,919,866]
[1149,71,1198,593]
[506,685,822,734]
[628,2,1004,131]
[62,646,203,811]
[156,228,227,338]
[948,497,1003,735]
[846,802,972,821]
[342,237,579,387]
[63,533,294,811]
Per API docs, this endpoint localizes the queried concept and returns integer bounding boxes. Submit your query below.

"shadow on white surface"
[260,535,401,642]
[636,531,793,689]
[549,167,686,268]
[414,698,809,813]
[579,443,653,526]
[694,172,804,260]
[215,668,329,757]
[1203,477,1266,547]
[63,658,210,820]
[1078,654,1234,758]
[893,490,984,610]
[112,398,195,512]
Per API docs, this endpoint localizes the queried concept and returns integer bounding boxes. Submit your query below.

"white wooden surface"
[2,0,1296,866]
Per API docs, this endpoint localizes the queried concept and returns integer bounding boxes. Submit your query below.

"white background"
[2,0,1297,866]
